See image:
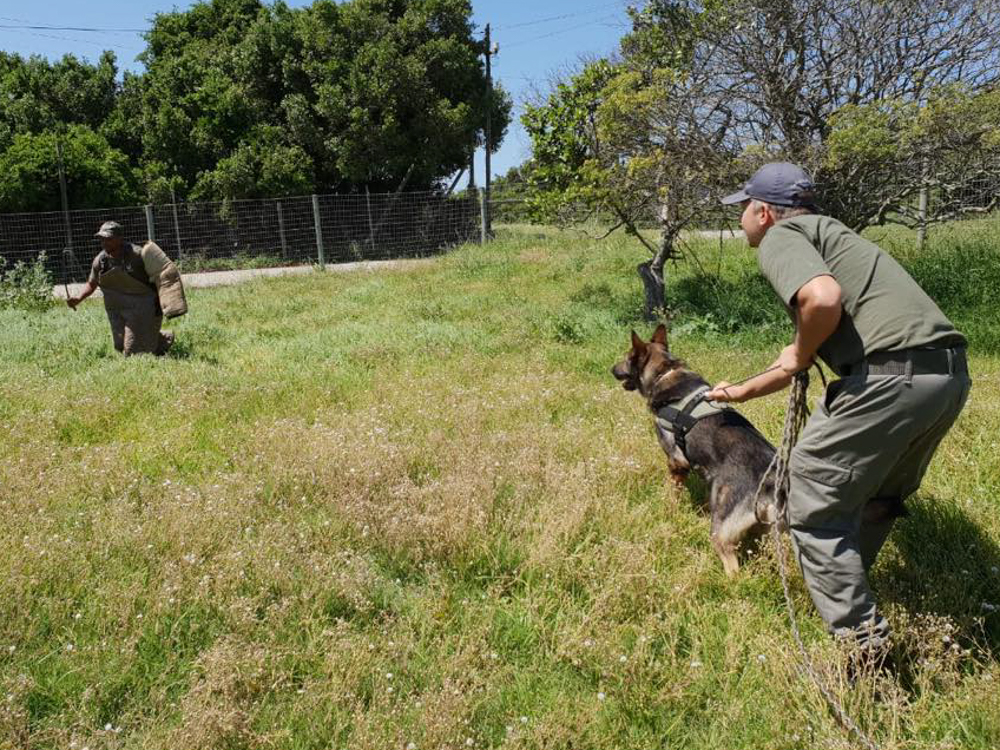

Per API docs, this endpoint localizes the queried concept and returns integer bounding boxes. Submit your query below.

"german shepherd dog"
[611,325,781,575]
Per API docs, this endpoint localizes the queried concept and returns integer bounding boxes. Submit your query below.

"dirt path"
[52,229,744,300]
[52,258,431,299]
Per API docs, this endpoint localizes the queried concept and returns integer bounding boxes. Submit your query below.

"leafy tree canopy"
[0,51,117,152]
[523,0,1000,315]
[0,0,510,210]
[135,0,509,197]
[0,126,139,212]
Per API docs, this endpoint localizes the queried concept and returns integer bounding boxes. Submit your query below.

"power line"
[496,2,625,30]
[503,14,624,48]
[0,24,146,33]
[0,28,144,54]
[0,8,630,43]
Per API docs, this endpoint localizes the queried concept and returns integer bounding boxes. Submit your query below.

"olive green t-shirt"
[757,214,966,374]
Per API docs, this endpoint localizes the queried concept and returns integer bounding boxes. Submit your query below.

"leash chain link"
[755,370,881,750]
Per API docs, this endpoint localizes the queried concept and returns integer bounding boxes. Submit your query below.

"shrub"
[666,271,790,342]
[0,252,53,311]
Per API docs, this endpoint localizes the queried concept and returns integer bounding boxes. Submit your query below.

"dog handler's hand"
[777,343,813,374]
[706,381,744,403]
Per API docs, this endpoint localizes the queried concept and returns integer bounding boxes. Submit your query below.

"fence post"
[276,200,288,260]
[365,186,375,250]
[169,187,183,262]
[916,182,929,251]
[312,194,325,269]
[479,187,487,245]
[145,204,156,243]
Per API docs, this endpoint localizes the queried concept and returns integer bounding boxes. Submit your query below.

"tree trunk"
[371,162,416,242]
[637,216,678,320]
[638,260,665,321]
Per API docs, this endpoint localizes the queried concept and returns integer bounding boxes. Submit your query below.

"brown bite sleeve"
[157,259,188,318]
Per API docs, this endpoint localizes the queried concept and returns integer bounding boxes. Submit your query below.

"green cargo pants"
[787,348,971,645]
[103,288,173,357]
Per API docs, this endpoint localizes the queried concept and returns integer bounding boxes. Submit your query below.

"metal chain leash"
[754,370,881,750]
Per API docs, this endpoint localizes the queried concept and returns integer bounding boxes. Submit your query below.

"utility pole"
[468,136,476,193]
[483,23,496,238]
[56,138,72,251]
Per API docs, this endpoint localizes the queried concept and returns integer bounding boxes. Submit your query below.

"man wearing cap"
[705,162,970,655]
[66,221,187,356]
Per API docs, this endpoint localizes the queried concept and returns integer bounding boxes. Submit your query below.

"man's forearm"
[706,361,793,403]
[737,366,794,400]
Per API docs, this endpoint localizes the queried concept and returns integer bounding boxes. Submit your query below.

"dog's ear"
[630,330,647,354]
[651,324,667,347]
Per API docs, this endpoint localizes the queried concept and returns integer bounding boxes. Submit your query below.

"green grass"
[1,222,999,749]
[176,252,293,273]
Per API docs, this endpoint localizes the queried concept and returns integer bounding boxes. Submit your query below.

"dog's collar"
[654,385,728,456]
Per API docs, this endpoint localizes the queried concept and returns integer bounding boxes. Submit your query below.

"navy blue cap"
[721,162,817,207]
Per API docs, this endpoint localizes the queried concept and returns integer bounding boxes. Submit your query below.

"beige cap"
[94,220,124,238]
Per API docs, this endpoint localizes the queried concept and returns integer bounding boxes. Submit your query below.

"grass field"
[1,222,999,749]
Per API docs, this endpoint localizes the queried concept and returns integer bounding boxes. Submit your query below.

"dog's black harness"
[655,384,729,456]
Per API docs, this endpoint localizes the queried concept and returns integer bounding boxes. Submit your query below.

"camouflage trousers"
[103,289,173,356]
[787,348,971,646]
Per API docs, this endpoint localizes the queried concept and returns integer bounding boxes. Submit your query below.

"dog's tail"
[754,477,786,527]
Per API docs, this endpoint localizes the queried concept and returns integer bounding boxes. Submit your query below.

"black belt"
[841,346,967,377]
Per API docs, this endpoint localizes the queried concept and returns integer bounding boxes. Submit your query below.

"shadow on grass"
[875,496,1000,668]
[567,280,646,326]
[665,273,790,343]
[165,337,218,364]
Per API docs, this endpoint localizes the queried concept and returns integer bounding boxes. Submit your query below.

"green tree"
[0,126,138,212]
[0,0,509,208]
[824,86,1000,228]
[190,126,314,200]
[307,0,510,191]
[0,51,118,152]
[667,0,1000,229]
[521,60,619,225]
[524,0,1000,315]
[523,3,732,317]
[135,0,275,196]
[133,0,510,199]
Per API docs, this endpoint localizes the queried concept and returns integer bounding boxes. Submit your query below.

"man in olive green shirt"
[67,221,185,356]
[707,163,970,654]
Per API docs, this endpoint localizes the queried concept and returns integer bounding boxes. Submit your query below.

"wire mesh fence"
[487,159,1000,241]
[3,164,998,287]
[0,189,482,285]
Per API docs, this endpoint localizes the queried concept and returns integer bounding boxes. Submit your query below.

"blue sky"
[0,0,630,184]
